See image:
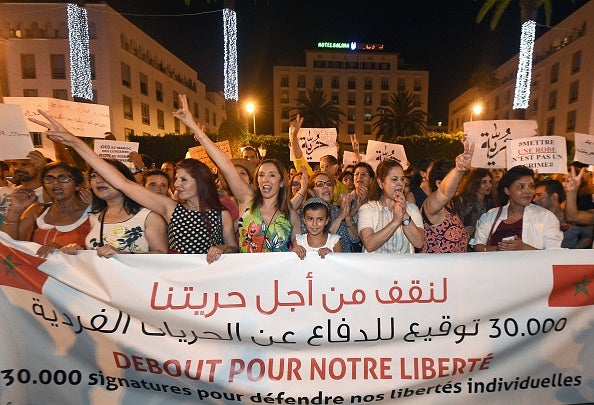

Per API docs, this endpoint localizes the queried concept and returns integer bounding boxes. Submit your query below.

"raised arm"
[423,140,474,217]
[565,167,594,225]
[30,110,175,221]
[350,134,361,163]
[173,95,254,206]
[289,115,313,177]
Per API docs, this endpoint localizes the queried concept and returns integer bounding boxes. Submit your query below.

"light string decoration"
[67,3,93,101]
[223,8,238,101]
[513,19,536,110]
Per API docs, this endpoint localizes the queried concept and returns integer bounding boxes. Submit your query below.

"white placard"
[364,140,409,171]
[188,140,232,171]
[4,97,111,138]
[573,133,594,166]
[464,120,538,168]
[342,151,366,168]
[291,128,337,162]
[94,140,139,163]
[507,136,567,174]
[0,104,36,160]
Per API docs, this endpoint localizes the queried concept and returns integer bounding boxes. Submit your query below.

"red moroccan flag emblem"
[549,265,594,307]
[0,241,48,294]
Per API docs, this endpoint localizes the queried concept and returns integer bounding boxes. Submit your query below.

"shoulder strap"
[486,206,504,246]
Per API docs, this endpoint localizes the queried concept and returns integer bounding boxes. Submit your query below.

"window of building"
[50,54,66,79]
[344,61,359,69]
[347,93,356,105]
[414,94,422,107]
[328,61,343,69]
[298,91,305,102]
[173,91,179,108]
[139,72,148,95]
[21,54,36,79]
[280,75,289,87]
[31,132,43,148]
[364,93,372,105]
[331,92,339,104]
[124,128,134,138]
[53,89,68,100]
[347,109,355,121]
[282,122,290,133]
[347,77,356,89]
[90,54,96,80]
[571,50,581,74]
[23,89,38,97]
[280,89,289,103]
[347,124,355,134]
[364,124,371,135]
[550,62,559,83]
[281,108,290,119]
[123,95,133,120]
[546,117,555,135]
[155,81,163,102]
[414,79,422,91]
[297,75,306,88]
[397,78,405,91]
[331,76,340,89]
[568,80,579,103]
[381,78,389,91]
[121,63,131,87]
[314,76,323,88]
[548,90,557,110]
[313,60,326,68]
[157,109,165,129]
[193,102,199,119]
[361,62,375,70]
[204,107,210,124]
[174,118,180,134]
[141,103,150,125]
[364,109,372,121]
[378,62,390,70]
[380,93,389,106]
[566,110,576,132]
[364,77,373,90]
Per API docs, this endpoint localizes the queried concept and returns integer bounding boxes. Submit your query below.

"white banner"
[464,120,538,168]
[506,136,567,173]
[573,133,594,166]
[0,233,592,404]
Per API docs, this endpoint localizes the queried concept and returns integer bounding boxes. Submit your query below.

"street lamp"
[245,102,256,134]
[470,103,483,121]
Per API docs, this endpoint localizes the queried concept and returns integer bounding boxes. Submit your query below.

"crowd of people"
[0,94,592,262]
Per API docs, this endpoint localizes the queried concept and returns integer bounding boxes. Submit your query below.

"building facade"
[273,47,429,144]
[449,0,594,140]
[0,3,226,141]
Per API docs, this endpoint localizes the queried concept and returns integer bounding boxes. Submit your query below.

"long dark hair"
[89,159,141,215]
[454,168,494,207]
[251,159,291,219]
[175,159,224,212]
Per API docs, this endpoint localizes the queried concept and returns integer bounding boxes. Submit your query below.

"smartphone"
[502,236,516,241]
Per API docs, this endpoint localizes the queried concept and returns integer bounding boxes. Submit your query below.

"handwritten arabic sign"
[364,140,409,171]
[94,140,139,164]
[291,128,337,162]
[0,104,36,160]
[188,140,232,171]
[4,96,111,138]
[573,133,594,166]
[0,234,592,404]
[342,151,365,168]
[464,120,538,168]
[506,136,567,174]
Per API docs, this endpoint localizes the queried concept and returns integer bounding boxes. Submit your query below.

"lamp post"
[246,102,256,134]
[470,103,483,121]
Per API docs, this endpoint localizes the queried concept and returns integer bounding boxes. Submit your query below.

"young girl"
[293,198,342,259]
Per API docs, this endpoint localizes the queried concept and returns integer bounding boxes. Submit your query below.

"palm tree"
[476,0,554,109]
[290,88,345,128]
[372,90,427,142]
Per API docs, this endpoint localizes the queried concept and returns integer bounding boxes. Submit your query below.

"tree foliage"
[476,0,553,28]
[372,90,428,142]
[290,88,345,128]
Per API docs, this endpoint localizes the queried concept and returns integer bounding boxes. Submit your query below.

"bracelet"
[297,191,305,197]
[2,219,19,225]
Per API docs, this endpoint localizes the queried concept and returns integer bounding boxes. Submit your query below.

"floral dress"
[238,202,292,253]
[86,208,151,253]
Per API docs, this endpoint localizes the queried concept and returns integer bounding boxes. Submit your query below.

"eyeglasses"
[291,182,301,187]
[88,173,103,181]
[314,181,335,188]
[42,174,73,184]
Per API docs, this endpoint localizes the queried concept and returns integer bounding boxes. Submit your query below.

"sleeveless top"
[238,202,292,253]
[168,203,223,254]
[86,208,151,253]
[295,233,341,252]
[411,187,429,208]
[490,217,523,246]
[420,206,469,253]
[27,204,91,248]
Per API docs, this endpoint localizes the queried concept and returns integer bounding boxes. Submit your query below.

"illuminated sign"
[317,42,384,51]
[317,42,352,49]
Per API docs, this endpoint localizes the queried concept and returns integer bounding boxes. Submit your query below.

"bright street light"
[470,103,483,121]
[245,102,256,134]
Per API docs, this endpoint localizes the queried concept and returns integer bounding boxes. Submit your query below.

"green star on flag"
[1,253,21,276]
[574,276,591,296]
[550,265,594,307]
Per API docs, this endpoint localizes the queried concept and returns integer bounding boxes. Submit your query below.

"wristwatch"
[402,217,411,226]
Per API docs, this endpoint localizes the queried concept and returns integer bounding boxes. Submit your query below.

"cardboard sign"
[507,136,567,173]
[0,104,36,160]
[342,151,366,168]
[364,140,409,171]
[290,128,338,162]
[464,120,538,168]
[573,133,594,166]
[188,140,232,171]
[4,97,111,138]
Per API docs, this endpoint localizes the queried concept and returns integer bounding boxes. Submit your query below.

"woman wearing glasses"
[0,162,91,257]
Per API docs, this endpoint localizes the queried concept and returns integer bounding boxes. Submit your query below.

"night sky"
[101,1,587,132]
